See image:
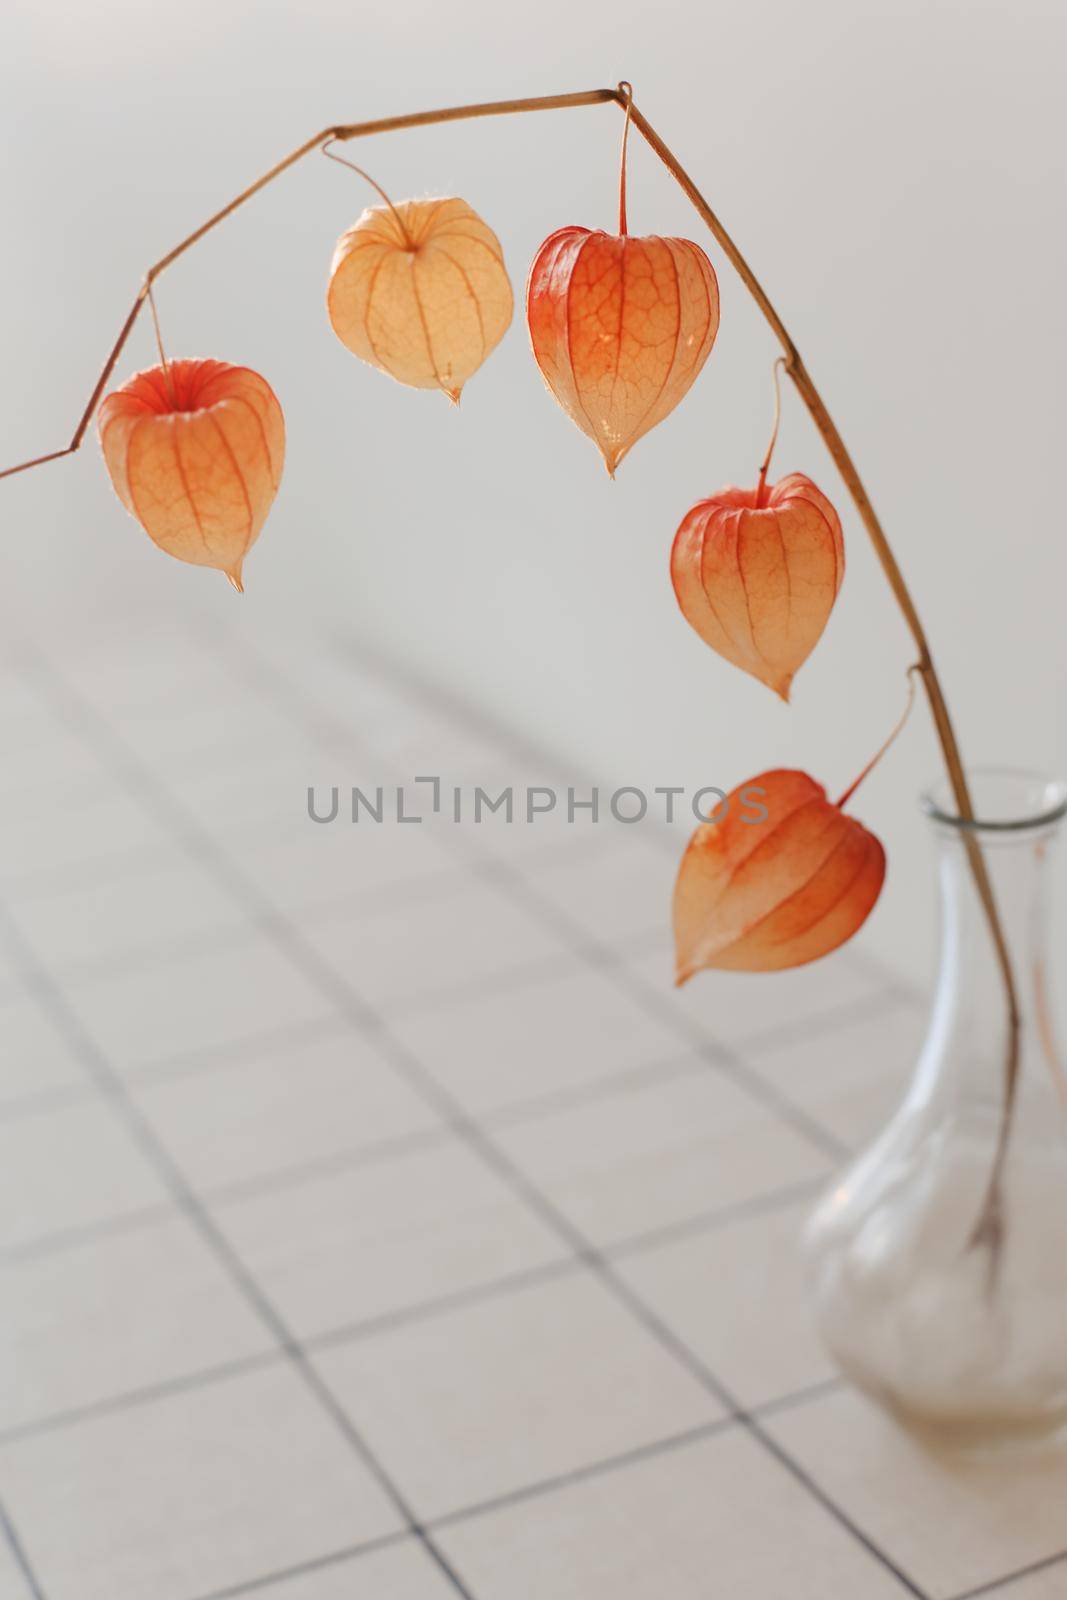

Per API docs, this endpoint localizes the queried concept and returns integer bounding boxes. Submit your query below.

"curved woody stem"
[0,82,1021,1241]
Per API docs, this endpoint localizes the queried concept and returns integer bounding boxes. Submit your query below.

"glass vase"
[805,769,1067,1448]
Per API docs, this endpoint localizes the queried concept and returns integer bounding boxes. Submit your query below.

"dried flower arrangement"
[0,82,1018,1243]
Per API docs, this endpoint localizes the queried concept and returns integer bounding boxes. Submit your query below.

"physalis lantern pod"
[97,359,285,592]
[327,198,514,401]
[526,227,719,475]
[671,474,844,700]
[673,769,885,980]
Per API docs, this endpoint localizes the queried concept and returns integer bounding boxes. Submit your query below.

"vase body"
[806,770,1067,1448]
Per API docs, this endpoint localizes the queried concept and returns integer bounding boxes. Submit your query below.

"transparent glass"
[805,769,1067,1449]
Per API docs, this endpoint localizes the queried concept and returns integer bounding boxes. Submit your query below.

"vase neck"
[922,780,1067,1106]
[934,827,1056,1033]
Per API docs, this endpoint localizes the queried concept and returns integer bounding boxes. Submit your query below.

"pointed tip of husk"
[674,963,694,989]
[226,566,245,594]
[443,385,462,406]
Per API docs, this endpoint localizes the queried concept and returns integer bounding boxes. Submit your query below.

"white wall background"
[0,0,1064,985]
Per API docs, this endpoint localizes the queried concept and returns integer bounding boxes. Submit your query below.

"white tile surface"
[249,1541,459,1598]
[522,834,677,947]
[65,928,337,1075]
[170,742,330,834]
[223,812,461,916]
[306,880,564,1012]
[9,845,241,978]
[0,991,86,1109]
[978,1561,1067,1599]
[0,1364,403,1600]
[315,1271,723,1520]
[133,1024,441,1192]
[1,627,1053,1600]
[65,629,239,713]
[389,964,691,1117]
[0,785,170,895]
[0,729,109,801]
[0,1213,270,1432]
[0,1100,170,1252]
[112,694,300,771]
[214,1135,565,1339]
[766,1387,1067,1598]
[748,1000,922,1151]
[616,1195,835,1408]
[625,936,886,1047]
[0,1536,30,1600]
[436,1426,912,1600]
[494,1066,831,1248]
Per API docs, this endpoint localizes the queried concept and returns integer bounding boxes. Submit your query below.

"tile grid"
[0,894,480,1600]
[0,629,1060,1600]
[11,634,929,1600]
[163,627,1067,1600]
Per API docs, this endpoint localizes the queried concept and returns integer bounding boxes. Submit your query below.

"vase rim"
[921,766,1067,835]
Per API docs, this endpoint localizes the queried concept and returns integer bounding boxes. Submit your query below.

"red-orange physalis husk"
[671,475,844,701]
[328,198,513,401]
[98,360,285,591]
[673,769,885,981]
[526,227,719,475]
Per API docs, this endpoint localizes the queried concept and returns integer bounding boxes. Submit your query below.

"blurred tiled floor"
[1,621,1064,1600]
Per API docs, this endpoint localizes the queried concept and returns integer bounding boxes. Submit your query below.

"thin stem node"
[836,664,920,810]
[617,81,634,235]
[146,285,176,405]
[322,139,414,247]
[756,355,789,507]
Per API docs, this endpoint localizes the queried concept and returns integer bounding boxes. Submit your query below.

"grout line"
[0,1166,827,1446]
[187,1530,411,1600]
[12,637,925,1600]
[466,852,852,1165]
[950,1547,1067,1600]
[0,1495,45,1600]
[0,1081,101,1125]
[214,632,932,1600]
[0,1050,829,1276]
[171,1371,884,1600]
[122,1014,354,1089]
[0,1201,177,1267]
[602,1174,829,1262]
[0,906,476,1600]
[214,632,859,1166]
[739,983,921,1059]
[423,1416,738,1533]
[200,1123,457,1208]
[301,1255,583,1356]
[0,1350,284,1449]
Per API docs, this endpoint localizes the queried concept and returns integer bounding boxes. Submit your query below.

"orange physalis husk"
[97,359,285,592]
[671,474,844,701]
[327,198,513,401]
[526,226,719,475]
[673,769,886,981]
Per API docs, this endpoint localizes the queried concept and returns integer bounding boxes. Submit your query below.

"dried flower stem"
[0,82,1020,1227]
[321,140,415,247]
[755,355,789,509]
[617,81,633,236]
[836,665,919,811]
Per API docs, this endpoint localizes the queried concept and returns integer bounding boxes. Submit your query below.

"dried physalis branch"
[673,674,917,980]
[98,336,285,592]
[325,145,513,402]
[526,83,719,475]
[671,360,844,699]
